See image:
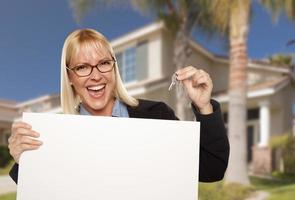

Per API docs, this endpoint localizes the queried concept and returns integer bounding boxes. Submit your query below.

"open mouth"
[87,84,106,98]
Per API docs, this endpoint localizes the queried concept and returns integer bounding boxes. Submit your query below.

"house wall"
[0,104,18,145]
[269,84,295,136]
[161,31,174,77]
[270,105,284,136]
[134,85,174,108]
[248,68,285,85]
[133,83,195,121]
[147,32,163,79]
[187,48,212,74]
[210,61,229,93]
[0,128,10,146]
[0,106,18,123]
[278,84,295,134]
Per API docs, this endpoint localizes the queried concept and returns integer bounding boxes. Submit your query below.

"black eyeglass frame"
[66,56,116,77]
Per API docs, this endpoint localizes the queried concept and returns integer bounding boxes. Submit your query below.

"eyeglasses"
[66,57,116,77]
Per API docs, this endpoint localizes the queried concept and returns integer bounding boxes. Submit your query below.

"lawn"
[0,175,294,200]
[251,175,295,200]
[0,193,16,200]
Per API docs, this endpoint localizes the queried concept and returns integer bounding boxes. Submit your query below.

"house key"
[168,73,178,91]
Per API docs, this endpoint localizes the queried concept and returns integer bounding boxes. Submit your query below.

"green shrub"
[0,146,12,168]
[270,134,295,174]
[283,136,295,174]
[199,182,253,200]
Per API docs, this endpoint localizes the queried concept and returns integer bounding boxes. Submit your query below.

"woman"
[8,29,229,183]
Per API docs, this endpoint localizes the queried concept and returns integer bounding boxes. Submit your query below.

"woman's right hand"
[8,121,43,164]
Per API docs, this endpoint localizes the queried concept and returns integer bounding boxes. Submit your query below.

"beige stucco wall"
[134,83,175,108]
[270,105,284,136]
[133,83,195,121]
[161,31,174,77]
[269,84,295,136]
[277,84,295,134]
[210,60,229,93]
[147,32,163,79]
[248,67,286,85]
[186,48,212,73]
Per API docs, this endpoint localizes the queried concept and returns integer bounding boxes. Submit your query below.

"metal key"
[168,73,178,91]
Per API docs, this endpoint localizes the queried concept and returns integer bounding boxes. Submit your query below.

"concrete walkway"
[0,176,16,195]
[245,191,269,200]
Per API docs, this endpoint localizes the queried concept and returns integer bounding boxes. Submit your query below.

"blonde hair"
[60,29,138,114]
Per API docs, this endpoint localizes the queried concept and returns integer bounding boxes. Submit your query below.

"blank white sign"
[17,112,200,200]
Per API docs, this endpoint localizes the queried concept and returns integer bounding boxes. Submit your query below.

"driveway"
[0,176,16,195]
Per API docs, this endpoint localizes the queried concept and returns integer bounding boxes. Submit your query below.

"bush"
[270,133,295,174]
[283,136,295,174]
[0,146,12,168]
[199,182,253,200]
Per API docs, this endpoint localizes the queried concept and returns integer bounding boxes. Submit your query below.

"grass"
[0,175,294,200]
[198,174,295,200]
[250,174,295,200]
[199,181,253,200]
[0,193,16,200]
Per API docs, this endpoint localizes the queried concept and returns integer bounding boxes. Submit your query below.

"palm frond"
[69,0,129,22]
[286,39,295,46]
[260,0,295,21]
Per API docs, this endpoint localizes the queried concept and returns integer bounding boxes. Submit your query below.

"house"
[1,21,294,174]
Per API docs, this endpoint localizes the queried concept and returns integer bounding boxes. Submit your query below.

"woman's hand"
[176,66,213,114]
[8,121,42,164]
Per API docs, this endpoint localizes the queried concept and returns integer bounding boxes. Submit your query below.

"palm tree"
[260,0,295,21]
[260,0,295,47]
[211,0,294,185]
[69,0,217,120]
[209,0,251,185]
[268,54,294,67]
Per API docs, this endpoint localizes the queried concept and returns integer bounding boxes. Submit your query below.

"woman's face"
[68,44,116,115]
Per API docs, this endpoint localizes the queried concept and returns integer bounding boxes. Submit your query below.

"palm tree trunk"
[173,23,190,120]
[225,0,250,185]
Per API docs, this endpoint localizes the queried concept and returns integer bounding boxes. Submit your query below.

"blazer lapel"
[127,105,162,119]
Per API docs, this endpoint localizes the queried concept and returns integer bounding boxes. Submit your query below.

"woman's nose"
[90,67,102,80]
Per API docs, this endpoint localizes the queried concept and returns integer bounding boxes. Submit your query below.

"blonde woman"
[8,29,229,183]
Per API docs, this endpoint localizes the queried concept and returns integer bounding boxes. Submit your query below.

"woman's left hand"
[176,66,213,114]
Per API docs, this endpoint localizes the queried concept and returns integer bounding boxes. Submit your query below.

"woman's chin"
[87,87,105,99]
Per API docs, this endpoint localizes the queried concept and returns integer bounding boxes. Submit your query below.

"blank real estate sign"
[17,112,200,200]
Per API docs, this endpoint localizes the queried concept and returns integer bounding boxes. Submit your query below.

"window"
[116,47,136,83]
[115,41,148,83]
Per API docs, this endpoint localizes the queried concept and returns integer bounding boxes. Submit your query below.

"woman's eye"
[76,65,87,71]
[101,61,111,65]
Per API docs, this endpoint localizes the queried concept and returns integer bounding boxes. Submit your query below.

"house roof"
[0,99,17,108]
[110,21,293,76]
[15,93,59,108]
[213,75,293,102]
[111,21,164,48]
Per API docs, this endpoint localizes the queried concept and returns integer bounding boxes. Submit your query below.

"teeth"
[87,85,105,91]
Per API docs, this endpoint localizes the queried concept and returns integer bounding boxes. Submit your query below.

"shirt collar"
[80,99,129,118]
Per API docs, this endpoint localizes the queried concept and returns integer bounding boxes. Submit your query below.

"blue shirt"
[79,99,129,118]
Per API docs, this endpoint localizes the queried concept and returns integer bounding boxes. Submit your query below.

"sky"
[0,0,294,102]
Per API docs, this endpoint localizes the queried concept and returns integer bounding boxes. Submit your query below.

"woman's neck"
[82,98,115,116]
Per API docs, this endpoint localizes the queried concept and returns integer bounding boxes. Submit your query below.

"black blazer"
[9,99,229,183]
